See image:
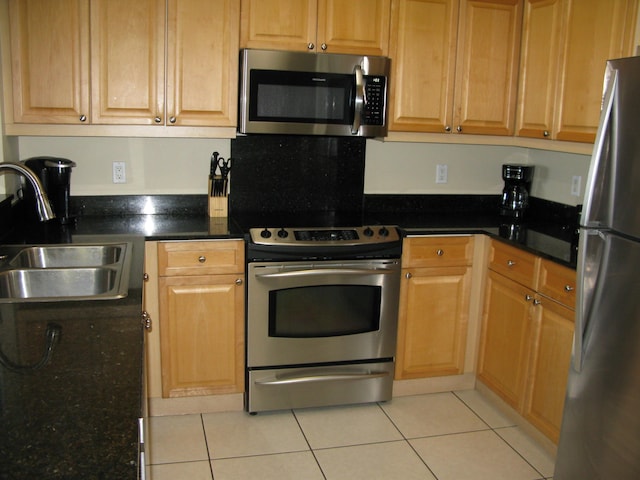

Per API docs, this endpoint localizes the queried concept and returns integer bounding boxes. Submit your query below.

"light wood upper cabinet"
[395,236,474,379]
[166,0,239,127]
[240,0,391,55]
[517,0,638,143]
[8,0,90,124]
[90,0,165,125]
[389,0,523,135]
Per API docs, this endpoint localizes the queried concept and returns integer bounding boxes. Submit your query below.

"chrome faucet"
[0,162,56,221]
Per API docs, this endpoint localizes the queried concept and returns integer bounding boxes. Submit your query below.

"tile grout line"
[291,409,328,480]
[199,413,215,480]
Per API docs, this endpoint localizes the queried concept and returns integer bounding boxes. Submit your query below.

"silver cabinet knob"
[445,125,451,132]
[198,255,206,263]
[235,278,243,286]
[143,273,149,281]
[307,42,315,50]
[543,130,550,137]
[321,43,327,51]
[533,298,542,306]
[564,284,574,292]
[154,116,162,123]
[169,116,176,124]
[507,260,516,267]
[456,125,462,133]
[79,114,87,122]
[525,294,533,301]
[436,249,444,256]
[405,272,412,279]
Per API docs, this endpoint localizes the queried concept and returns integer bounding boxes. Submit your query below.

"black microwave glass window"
[269,285,381,338]
[250,70,353,124]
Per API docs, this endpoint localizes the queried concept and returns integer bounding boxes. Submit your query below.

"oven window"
[269,285,381,338]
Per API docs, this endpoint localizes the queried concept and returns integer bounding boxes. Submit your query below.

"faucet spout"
[0,162,56,222]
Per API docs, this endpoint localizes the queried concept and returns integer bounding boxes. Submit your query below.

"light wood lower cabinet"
[156,240,245,398]
[478,241,575,443]
[395,236,474,379]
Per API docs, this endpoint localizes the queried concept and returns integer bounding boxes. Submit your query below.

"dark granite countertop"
[0,193,578,478]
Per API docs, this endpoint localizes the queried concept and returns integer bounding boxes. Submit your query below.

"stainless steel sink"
[9,244,124,268]
[0,242,131,303]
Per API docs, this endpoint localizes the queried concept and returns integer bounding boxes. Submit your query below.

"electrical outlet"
[436,164,448,184]
[571,175,582,196]
[112,162,126,184]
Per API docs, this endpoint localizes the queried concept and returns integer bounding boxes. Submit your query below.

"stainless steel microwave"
[238,49,390,137]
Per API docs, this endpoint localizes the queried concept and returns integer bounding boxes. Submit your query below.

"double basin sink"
[0,243,132,303]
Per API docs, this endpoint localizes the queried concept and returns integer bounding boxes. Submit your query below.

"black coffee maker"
[23,156,77,225]
[500,164,534,218]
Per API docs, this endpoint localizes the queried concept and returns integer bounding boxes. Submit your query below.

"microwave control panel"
[363,76,386,126]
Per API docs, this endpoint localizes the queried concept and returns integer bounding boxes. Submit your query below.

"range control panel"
[249,225,400,246]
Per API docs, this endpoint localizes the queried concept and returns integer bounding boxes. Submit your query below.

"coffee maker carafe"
[500,164,534,218]
[23,156,77,225]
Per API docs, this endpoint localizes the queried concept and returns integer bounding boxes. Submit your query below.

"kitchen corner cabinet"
[516,0,638,143]
[388,0,522,135]
[478,241,575,443]
[240,0,391,55]
[6,0,239,128]
[395,236,474,379]
[157,240,245,398]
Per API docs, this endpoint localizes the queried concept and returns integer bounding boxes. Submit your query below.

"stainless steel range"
[245,225,401,413]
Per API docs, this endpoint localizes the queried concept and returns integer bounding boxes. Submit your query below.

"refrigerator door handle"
[574,229,607,371]
[581,67,617,229]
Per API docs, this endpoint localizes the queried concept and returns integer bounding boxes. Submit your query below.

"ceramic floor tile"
[381,392,489,438]
[212,451,325,480]
[455,389,516,428]
[150,460,213,480]
[148,414,209,464]
[496,426,556,478]
[314,440,437,480]
[294,403,403,449]
[411,430,543,480]
[202,410,309,459]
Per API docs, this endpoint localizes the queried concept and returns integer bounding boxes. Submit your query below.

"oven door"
[247,259,400,368]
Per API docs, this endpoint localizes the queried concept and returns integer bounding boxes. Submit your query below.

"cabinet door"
[240,0,318,51]
[90,0,165,124]
[516,0,564,139]
[525,297,574,443]
[159,274,244,397]
[453,0,523,135]
[388,0,458,133]
[396,266,471,378]
[8,0,89,124]
[478,270,533,409]
[166,0,239,127]
[554,0,637,143]
[317,0,391,55]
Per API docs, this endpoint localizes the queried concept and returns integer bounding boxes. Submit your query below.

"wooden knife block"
[208,177,228,217]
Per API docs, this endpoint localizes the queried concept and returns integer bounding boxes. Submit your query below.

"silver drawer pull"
[436,249,444,256]
[507,260,516,267]
[564,284,574,292]
[198,255,206,263]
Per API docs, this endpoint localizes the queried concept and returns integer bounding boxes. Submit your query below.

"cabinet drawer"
[402,236,474,268]
[489,240,540,289]
[538,259,576,309]
[158,240,244,276]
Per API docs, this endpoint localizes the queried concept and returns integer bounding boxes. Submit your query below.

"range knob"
[363,227,374,237]
[378,227,389,237]
[277,228,289,238]
[260,228,272,239]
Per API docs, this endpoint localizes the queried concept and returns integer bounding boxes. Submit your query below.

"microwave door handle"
[351,65,365,134]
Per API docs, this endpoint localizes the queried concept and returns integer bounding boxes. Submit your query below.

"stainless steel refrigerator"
[554,56,640,479]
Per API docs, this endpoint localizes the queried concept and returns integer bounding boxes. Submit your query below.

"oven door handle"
[255,268,395,279]
[255,371,389,385]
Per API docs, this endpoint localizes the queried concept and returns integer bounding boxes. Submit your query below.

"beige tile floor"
[149,390,556,480]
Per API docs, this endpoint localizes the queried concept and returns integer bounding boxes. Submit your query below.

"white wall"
[15,136,591,206]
